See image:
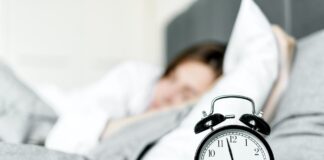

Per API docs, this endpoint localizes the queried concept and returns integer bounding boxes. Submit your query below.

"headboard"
[166,0,324,62]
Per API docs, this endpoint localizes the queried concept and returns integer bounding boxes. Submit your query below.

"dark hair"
[163,42,226,78]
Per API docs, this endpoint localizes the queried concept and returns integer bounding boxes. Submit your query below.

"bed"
[1,0,324,159]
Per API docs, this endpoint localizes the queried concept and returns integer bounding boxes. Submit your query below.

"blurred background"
[0,0,196,89]
[1,0,324,90]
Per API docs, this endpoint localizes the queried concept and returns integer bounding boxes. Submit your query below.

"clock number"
[254,148,260,156]
[208,149,215,157]
[217,140,223,147]
[230,136,237,143]
[245,139,248,146]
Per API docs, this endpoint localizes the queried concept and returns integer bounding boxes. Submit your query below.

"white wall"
[0,0,194,89]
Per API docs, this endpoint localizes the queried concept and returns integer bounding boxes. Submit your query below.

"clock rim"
[194,125,274,160]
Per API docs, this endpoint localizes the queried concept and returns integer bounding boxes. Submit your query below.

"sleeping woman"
[35,26,295,155]
[41,40,227,154]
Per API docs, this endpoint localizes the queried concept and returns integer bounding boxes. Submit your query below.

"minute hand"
[226,138,234,160]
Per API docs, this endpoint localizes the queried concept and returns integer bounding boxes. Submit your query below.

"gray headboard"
[166,0,324,62]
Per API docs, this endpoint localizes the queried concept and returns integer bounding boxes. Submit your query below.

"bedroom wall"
[0,0,195,89]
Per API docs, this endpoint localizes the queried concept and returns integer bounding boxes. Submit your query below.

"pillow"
[0,60,57,144]
[192,0,279,118]
[143,0,279,159]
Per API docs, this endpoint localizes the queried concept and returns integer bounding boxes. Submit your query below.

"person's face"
[149,60,218,110]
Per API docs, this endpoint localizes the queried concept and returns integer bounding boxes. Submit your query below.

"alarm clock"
[194,95,274,160]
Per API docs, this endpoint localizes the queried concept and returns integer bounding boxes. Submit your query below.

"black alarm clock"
[194,95,274,160]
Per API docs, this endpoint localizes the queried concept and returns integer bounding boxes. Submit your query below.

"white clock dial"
[198,128,271,160]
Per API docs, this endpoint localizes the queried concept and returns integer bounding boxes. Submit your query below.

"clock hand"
[226,138,234,160]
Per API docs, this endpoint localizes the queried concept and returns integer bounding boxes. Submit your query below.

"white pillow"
[143,0,279,159]
[198,0,279,116]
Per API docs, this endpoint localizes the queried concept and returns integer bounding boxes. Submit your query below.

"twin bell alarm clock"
[194,95,274,160]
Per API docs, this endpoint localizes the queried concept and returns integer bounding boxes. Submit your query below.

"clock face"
[196,125,274,160]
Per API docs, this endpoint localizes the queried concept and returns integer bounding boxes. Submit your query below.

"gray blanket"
[0,60,87,159]
[0,61,57,145]
[0,142,87,160]
[267,30,324,159]
[0,107,189,160]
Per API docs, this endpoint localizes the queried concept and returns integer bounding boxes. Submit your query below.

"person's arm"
[101,101,194,140]
[101,108,161,140]
[262,25,296,121]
